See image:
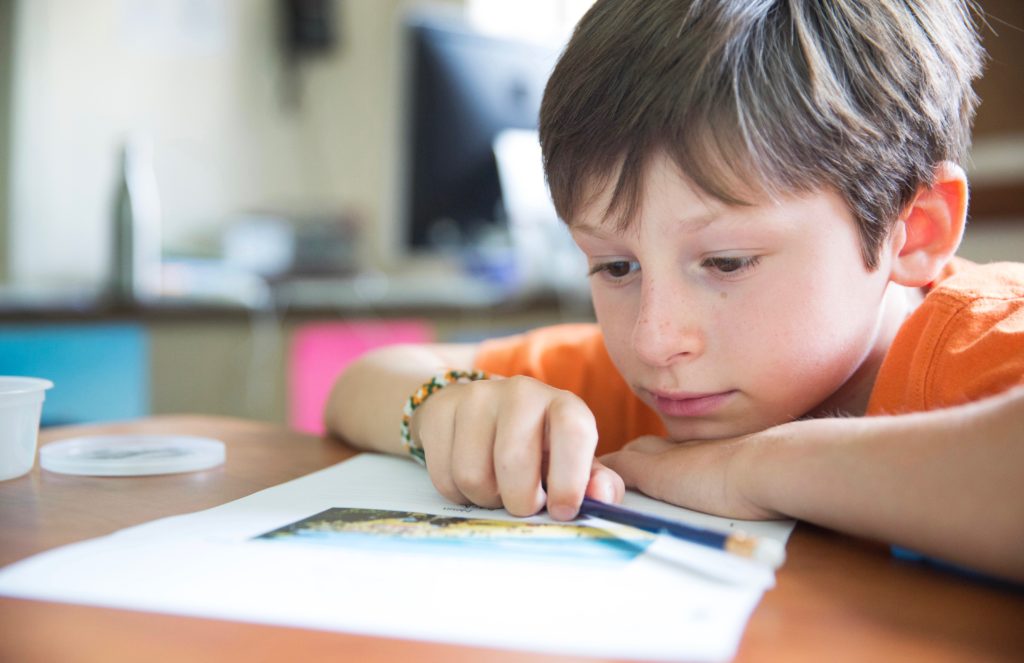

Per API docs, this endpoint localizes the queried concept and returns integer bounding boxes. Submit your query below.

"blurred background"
[0,0,1021,431]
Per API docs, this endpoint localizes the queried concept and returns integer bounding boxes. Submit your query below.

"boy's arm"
[323,343,478,455]
[602,386,1024,582]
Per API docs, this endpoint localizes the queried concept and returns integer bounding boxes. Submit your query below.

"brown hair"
[540,0,985,267]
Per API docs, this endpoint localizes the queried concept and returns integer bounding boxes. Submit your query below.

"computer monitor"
[401,14,560,251]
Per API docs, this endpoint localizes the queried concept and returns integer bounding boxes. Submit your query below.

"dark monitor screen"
[402,15,559,251]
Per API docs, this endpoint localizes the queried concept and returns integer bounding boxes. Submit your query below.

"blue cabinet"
[0,323,149,426]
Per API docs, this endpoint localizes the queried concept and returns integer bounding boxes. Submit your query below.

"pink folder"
[289,320,434,434]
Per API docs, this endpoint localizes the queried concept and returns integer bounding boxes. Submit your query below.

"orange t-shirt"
[474,323,666,456]
[475,259,1024,452]
[866,259,1024,415]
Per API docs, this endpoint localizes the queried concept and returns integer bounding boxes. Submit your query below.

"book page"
[0,454,794,661]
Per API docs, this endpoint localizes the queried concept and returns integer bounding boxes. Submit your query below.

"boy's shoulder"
[868,258,1024,415]
[928,258,1024,305]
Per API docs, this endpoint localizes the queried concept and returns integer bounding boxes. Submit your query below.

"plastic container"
[0,377,54,481]
[40,434,225,476]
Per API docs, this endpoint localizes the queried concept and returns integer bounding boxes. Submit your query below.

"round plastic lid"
[40,435,226,476]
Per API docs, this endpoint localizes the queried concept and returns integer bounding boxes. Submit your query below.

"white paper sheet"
[0,454,794,661]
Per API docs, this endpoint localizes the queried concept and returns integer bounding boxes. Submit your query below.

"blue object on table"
[890,546,1022,591]
[0,323,149,426]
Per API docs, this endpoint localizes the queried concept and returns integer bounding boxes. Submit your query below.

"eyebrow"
[569,223,616,239]
[571,208,722,237]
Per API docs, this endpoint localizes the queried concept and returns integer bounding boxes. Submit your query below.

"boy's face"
[571,153,902,442]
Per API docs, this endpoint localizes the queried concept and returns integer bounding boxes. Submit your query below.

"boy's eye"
[588,260,640,280]
[702,256,761,275]
[604,261,634,278]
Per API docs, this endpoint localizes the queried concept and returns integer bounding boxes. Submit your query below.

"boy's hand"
[411,376,625,520]
[601,434,781,520]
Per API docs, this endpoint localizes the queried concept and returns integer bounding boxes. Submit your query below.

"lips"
[647,389,736,417]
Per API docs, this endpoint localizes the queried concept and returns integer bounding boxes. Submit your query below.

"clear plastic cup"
[0,377,54,481]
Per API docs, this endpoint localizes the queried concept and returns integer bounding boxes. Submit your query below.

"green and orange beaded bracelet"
[400,369,490,465]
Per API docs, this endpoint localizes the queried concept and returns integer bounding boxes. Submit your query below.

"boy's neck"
[811,284,926,418]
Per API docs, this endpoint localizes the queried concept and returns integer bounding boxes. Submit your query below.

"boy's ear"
[887,161,968,287]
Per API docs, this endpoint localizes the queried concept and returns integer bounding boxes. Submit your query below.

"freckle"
[719,291,727,300]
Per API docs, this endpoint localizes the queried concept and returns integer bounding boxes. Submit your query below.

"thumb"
[585,458,625,503]
[600,435,674,490]
[599,450,648,491]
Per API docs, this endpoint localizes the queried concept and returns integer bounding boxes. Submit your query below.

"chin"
[662,420,746,443]
[661,413,784,443]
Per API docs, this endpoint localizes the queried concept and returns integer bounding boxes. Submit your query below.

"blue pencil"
[578,497,785,568]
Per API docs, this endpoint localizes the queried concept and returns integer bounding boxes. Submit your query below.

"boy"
[326,0,1024,581]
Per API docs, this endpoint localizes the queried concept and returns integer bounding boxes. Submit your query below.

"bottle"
[111,136,162,304]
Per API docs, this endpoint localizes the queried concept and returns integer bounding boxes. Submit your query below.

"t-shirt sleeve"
[868,262,1024,415]
[474,323,666,454]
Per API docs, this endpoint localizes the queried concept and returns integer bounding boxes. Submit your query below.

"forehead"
[569,151,753,235]
[570,151,855,239]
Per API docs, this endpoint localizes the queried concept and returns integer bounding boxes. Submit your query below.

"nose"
[631,275,705,367]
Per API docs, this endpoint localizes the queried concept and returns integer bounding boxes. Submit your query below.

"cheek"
[740,262,885,392]
[591,287,639,362]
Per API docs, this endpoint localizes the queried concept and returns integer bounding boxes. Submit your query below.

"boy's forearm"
[323,343,477,455]
[746,387,1024,580]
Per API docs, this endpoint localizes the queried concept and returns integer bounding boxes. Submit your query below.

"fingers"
[602,435,773,519]
[598,436,667,491]
[544,393,599,520]
[450,387,503,509]
[586,459,626,503]
[599,451,638,490]
[599,435,674,491]
[602,436,722,512]
[415,376,600,519]
[416,387,470,506]
[493,380,548,517]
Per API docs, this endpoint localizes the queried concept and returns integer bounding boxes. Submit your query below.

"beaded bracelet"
[400,369,490,465]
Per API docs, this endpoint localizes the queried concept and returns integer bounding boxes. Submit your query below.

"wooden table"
[1,416,1022,662]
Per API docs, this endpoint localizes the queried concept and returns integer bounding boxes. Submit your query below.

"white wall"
[0,0,13,282]
[958,220,1024,263]
[7,0,424,289]
[960,133,1024,263]
[6,0,1020,291]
